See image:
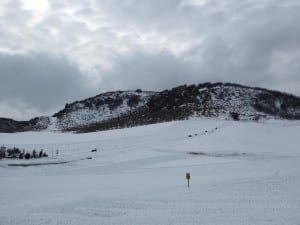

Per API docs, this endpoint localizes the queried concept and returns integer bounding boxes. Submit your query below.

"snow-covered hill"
[50,83,300,132]
[52,90,155,130]
[1,82,299,132]
[0,119,299,225]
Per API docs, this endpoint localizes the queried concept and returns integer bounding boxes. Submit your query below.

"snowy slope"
[52,90,155,130]
[0,119,300,225]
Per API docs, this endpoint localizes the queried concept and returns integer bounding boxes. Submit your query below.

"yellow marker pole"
[186,172,190,188]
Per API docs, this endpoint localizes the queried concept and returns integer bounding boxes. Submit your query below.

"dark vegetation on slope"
[254,92,300,119]
[0,118,31,133]
[0,117,49,133]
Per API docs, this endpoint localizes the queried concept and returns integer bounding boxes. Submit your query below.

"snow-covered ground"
[0,119,300,225]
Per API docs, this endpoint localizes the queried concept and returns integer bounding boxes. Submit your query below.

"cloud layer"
[0,52,92,119]
[0,0,300,119]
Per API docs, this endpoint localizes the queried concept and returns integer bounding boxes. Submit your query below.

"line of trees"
[0,146,48,159]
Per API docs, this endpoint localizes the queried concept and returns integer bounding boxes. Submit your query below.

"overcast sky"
[0,0,300,120]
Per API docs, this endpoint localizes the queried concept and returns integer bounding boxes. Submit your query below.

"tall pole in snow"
[186,173,190,188]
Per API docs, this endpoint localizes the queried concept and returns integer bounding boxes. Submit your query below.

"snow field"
[0,119,299,225]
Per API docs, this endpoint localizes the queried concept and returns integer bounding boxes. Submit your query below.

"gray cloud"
[0,0,299,119]
[177,2,300,93]
[0,52,91,119]
[98,51,198,92]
